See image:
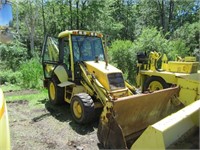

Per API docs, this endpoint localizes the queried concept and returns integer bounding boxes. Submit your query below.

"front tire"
[48,77,64,105]
[143,76,169,92]
[70,93,95,124]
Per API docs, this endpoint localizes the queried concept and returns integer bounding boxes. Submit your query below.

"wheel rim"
[148,81,163,92]
[49,82,56,100]
[73,101,82,119]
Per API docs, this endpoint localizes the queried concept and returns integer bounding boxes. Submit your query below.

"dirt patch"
[7,99,103,150]
[7,90,199,149]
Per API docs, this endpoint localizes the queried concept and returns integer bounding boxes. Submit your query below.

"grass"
[2,84,49,108]
[1,84,22,92]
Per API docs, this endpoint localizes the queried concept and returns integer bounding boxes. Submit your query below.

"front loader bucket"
[98,87,182,149]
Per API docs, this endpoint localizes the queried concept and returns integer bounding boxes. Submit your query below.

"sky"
[0,3,13,26]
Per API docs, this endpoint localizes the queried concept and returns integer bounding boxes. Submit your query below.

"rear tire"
[48,77,64,105]
[143,76,169,92]
[70,93,95,124]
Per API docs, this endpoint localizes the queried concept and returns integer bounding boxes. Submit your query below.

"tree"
[108,40,135,82]
[22,0,39,57]
[172,21,200,55]
[133,27,169,54]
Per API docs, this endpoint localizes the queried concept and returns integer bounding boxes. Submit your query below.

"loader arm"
[79,62,111,105]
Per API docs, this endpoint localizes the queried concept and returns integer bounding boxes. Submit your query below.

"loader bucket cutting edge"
[98,87,182,149]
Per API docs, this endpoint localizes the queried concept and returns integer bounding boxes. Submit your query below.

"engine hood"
[84,61,125,91]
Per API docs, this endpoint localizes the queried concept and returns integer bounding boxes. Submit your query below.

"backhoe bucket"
[98,87,182,149]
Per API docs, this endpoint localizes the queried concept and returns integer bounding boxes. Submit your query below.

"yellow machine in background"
[0,89,11,150]
[136,51,199,92]
[127,51,200,149]
[42,31,199,149]
[136,51,200,105]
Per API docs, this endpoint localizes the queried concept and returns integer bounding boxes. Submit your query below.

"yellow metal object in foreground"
[177,73,200,105]
[0,89,10,150]
[131,100,200,149]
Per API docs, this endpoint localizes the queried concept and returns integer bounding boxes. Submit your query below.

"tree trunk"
[158,0,166,33]
[80,0,87,29]
[52,7,56,34]
[69,0,72,29]
[59,0,65,31]
[76,1,79,29]
[30,27,35,57]
[42,0,46,36]
[168,0,174,31]
[25,1,35,57]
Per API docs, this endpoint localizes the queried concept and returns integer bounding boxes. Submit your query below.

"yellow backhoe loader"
[41,30,199,149]
[42,30,138,123]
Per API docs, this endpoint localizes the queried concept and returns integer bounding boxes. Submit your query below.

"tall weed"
[0,40,27,71]
[0,70,22,85]
[20,58,43,89]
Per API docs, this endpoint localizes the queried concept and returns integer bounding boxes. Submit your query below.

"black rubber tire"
[70,93,95,124]
[48,77,64,105]
[143,76,169,92]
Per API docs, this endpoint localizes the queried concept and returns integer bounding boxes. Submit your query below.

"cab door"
[41,36,61,81]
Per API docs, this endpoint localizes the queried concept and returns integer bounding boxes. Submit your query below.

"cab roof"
[58,30,103,38]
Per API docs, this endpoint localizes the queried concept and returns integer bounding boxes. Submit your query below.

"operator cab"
[42,30,106,84]
[71,35,105,62]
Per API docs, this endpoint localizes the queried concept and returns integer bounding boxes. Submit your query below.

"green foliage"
[0,70,22,85]
[167,38,189,59]
[108,40,136,83]
[134,0,160,36]
[0,40,27,70]
[172,21,200,54]
[2,0,199,89]
[1,84,22,92]
[108,28,170,83]
[10,0,199,48]
[108,27,193,84]
[132,27,191,60]
[132,27,169,54]
[20,58,43,89]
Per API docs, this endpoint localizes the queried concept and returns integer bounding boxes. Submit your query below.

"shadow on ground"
[43,100,99,135]
[69,119,99,135]
[44,100,72,122]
